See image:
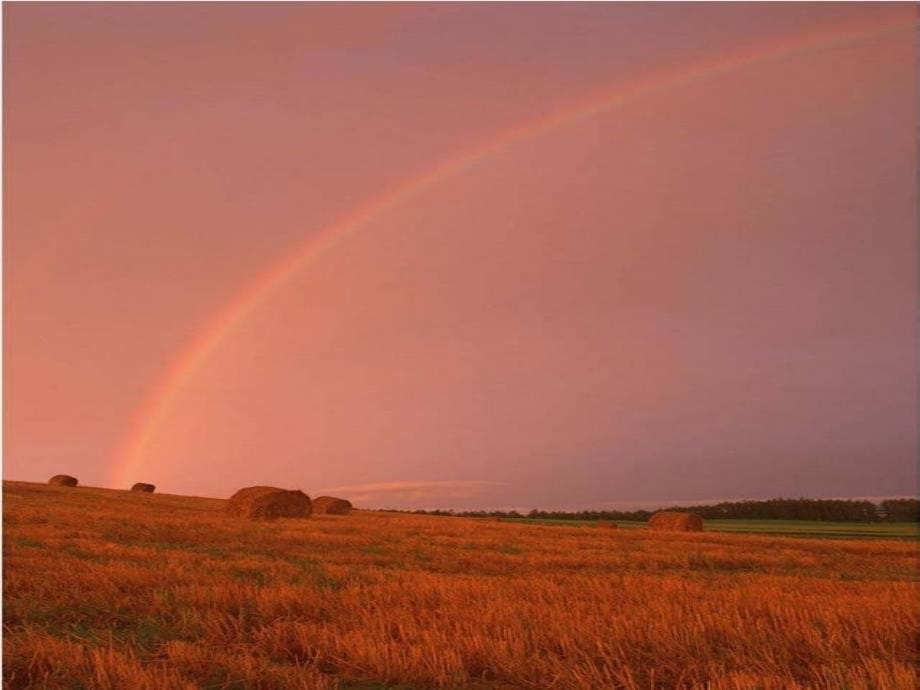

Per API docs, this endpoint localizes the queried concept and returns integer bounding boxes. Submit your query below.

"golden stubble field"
[3,481,918,689]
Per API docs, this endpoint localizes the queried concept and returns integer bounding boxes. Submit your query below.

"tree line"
[393,498,919,522]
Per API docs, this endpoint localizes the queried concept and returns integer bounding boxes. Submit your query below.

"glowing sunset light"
[6,3,916,508]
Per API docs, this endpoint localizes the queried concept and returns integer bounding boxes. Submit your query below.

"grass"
[3,480,919,689]
[701,519,919,540]
[502,517,919,540]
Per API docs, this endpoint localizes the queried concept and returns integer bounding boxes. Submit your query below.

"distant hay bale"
[312,495,353,515]
[226,486,312,520]
[131,483,156,493]
[648,511,704,532]
[48,475,78,487]
[597,521,618,529]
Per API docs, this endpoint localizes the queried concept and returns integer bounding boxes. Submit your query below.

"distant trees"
[880,499,920,522]
[659,498,880,522]
[525,508,653,522]
[389,497,920,522]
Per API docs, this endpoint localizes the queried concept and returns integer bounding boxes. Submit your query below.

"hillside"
[3,480,918,689]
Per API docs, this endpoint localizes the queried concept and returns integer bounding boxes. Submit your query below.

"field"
[3,481,918,689]
[503,518,919,540]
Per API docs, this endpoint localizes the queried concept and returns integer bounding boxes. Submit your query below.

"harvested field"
[3,480,918,689]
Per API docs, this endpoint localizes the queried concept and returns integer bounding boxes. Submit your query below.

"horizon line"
[3,478,916,510]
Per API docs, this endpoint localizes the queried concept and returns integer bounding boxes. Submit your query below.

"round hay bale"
[312,495,353,515]
[226,486,312,520]
[648,511,704,532]
[131,483,156,493]
[48,475,78,487]
[597,521,618,529]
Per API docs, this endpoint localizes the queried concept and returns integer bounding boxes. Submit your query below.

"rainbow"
[111,12,911,489]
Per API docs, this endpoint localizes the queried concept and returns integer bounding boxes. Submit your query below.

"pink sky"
[5,4,917,509]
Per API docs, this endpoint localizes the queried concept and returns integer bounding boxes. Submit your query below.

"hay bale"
[597,521,618,529]
[648,511,704,532]
[312,495,353,515]
[48,475,78,487]
[226,486,312,520]
[131,483,156,493]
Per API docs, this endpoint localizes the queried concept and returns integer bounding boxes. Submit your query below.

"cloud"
[318,480,507,508]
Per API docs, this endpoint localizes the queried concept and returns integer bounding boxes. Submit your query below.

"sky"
[4,3,917,510]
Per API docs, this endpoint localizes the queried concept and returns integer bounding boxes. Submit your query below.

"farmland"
[3,480,918,689]
[499,517,919,540]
